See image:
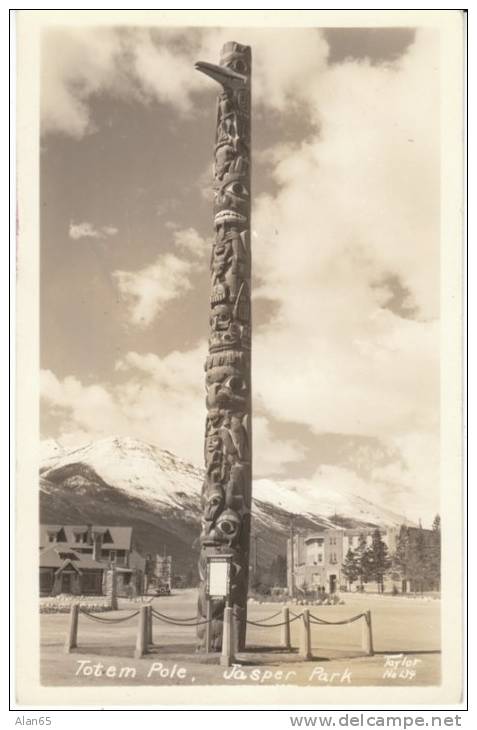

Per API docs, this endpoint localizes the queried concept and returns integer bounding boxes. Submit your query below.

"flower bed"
[40,594,114,613]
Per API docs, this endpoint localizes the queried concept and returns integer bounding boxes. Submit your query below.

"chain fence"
[151,608,211,627]
[246,612,303,628]
[308,611,366,626]
[79,608,140,624]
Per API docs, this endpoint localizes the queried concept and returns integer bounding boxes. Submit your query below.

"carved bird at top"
[195,61,248,90]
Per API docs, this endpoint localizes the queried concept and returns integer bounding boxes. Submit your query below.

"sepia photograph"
[14,9,465,707]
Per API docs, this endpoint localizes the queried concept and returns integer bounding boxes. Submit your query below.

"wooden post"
[64,603,79,653]
[362,610,374,656]
[281,606,291,651]
[147,604,154,646]
[205,599,212,653]
[134,605,148,658]
[220,606,234,667]
[299,608,312,660]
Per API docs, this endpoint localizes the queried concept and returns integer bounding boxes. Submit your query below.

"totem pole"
[195,42,252,652]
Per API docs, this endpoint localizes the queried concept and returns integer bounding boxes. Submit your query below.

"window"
[317,554,322,563]
[58,551,78,561]
[82,572,101,595]
[40,571,53,594]
[48,534,55,543]
[110,551,116,563]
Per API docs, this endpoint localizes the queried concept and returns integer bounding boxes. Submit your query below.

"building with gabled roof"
[39,524,146,597]
[40,544,105,596]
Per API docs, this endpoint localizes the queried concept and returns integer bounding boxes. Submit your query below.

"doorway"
[61,572,73,593]
[329,574,337,594]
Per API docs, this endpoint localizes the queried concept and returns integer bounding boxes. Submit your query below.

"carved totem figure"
[195,42,252,652]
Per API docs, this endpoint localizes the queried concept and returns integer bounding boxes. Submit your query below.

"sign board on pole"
[207,557,230,599]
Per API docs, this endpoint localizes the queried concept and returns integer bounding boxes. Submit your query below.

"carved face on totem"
[219,41,251,82]
[210,304,231,332]
[202,485,224,523]
[206,375,248,412]
[214,174,249,221]
[215,508,241,544]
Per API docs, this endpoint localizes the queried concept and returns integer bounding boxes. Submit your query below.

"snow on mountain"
[254,477,407,528]
[40,438,68,463]
[40,436,202,511]
[40,436,409,528]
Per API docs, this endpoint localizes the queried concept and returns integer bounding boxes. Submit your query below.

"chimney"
[92,533,102,562]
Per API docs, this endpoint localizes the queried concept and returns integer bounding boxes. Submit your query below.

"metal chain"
[289,610,303,618]
[79,609,140,623]
[151,609,202,624]
[246,613,303,628]
[151,609,211,627]
[248,609,283,623]
[308,612,365,626]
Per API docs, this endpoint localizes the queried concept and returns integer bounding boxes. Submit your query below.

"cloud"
[252,417,307,477]
[41,28,129,138]
[41,354,305,478]
[42,29,441,521]
[112,226,207,327]
[113,253,194,327]
[69,221,118,240]
[246,29,440,518]
[172,227,209,259]
[102,226,119,236]
[40,27,330,138]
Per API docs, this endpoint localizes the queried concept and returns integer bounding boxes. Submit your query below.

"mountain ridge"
[39,435,412,578]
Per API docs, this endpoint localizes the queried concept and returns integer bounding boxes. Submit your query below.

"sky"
[39,25,440,524]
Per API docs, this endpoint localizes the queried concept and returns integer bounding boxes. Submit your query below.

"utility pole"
[289,515,296,599]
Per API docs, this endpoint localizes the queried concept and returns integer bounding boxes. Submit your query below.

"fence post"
[281,606,291,651]
[205,599,212,653]
[362,610,374,656]
[134,605,148,658]
[299,608,312,660]
[64,603,79,653]
[147,605,154,646]
[220,606,234,667]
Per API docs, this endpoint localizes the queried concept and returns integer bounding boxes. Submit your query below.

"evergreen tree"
[368,528,392,592]
[356,534,371,590]
[425,517,441,590]
[394,521,441,593]
[408,525,427,593]
[342,548,360,589]
[394,525,410,589]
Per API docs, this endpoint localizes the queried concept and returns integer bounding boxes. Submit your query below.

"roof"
[304,534,326,543]
[39,524,133,550]
[39,544,105,571]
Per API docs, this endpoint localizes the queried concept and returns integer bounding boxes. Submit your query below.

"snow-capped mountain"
[39,436,410,574]
[41,436,203,511]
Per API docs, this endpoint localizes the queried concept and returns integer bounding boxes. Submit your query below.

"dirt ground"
[40,588,440,687]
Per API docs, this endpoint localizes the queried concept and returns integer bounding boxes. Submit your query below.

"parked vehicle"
[147,582,171,596]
